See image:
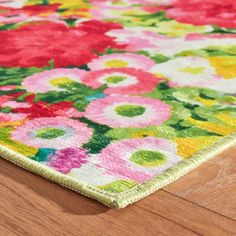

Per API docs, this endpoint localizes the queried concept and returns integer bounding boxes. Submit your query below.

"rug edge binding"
[0,132,236,209]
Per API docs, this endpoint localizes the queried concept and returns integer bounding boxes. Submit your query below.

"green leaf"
[106,125,176,140]
[0,67,45,86]
[80,117,112,154]
[151,54,170,64]
[64,18,77,27]
[35,82,106,111]
[176,127,222,138]
[209,25,236,34]
[0,23,17,31]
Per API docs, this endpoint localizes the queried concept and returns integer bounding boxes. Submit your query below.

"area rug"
[0,0,236,208]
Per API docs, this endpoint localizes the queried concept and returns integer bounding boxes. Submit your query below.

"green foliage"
[80,117,112,154]
[102,48,127,56]
[64,18,77,27]
[209,26,236,34]
[0,23,17,31]
[176,46,236,57]
[0,127,37,156]
[137,51,170,64]
[145,85,236,137]
[0,66,46,86]
[131,11,170,26]
[175,126,222,138]
[35,82,106,111]
[0,107,12,113]
[106,125,176,140]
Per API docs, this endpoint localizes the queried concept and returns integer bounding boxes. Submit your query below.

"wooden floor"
[1,147,236,236]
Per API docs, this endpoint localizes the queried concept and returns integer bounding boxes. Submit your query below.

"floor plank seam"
[137,205,202,236]
[161,189,236,221]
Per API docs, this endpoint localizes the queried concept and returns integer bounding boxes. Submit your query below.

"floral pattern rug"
[0,0,236,208]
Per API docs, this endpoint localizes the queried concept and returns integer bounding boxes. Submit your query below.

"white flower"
[152,56,236,94]
[0,0,26,8]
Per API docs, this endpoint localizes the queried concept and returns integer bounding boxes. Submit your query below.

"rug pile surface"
[0,0,236,208]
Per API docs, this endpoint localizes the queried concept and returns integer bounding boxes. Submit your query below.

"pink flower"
[98,137,182,182]
[0,13,28,24]
[22,68,86,93]
[0,94,30,109]
[2,101,31,109]
[0,4,61,24]
[11,117,93,149]
[81,68,161,95]
[84,95,171,128]
[90,0,131,19]
[0,85,17,91]
[88,53,155,70]
[167,0,236,28]
[107,29,167,52]
[108,28,236,57]
[109,29,236,57]
[0,95,13,106]
[48,147,88,174]
[0,112,27,122]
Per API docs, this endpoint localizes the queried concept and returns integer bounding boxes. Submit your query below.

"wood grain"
[1,147,236,235]
[164,147,236,220]
[139,190,236,236]
[0,158,197,236]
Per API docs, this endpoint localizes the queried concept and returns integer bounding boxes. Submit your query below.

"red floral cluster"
[0,20,125,68]
[167,0,236,29]
[13,94,83,119]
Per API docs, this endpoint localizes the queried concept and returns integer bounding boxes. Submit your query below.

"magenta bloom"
[81,68,161,95]
[48,147,88,174]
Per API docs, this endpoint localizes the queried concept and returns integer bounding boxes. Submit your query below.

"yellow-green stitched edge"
[0,145,118,208]
[0,132,236,208]
[115,132,236,208]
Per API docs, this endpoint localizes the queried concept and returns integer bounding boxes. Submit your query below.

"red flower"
[167,0,236,29]
[22,4,60,16]
[13,95,83,119]
[0,4,60,19]
[0,20,125,68]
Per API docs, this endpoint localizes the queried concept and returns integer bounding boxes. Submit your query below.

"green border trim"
[1,132,236,208]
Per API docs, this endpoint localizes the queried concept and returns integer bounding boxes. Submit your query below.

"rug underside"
[0,0,235,208]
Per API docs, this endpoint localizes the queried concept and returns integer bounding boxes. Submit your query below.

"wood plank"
[0,158,197,236]
[139,190,236,236]
[164,147,236,220]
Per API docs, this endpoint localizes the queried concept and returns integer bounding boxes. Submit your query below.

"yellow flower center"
[180,66,205,75]
[50,77,74,87]
[104,59,128,68]
[131,130,157,138]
